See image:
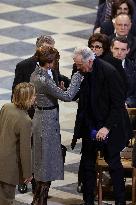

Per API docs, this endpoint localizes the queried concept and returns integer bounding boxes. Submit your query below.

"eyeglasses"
[90,45,102,49]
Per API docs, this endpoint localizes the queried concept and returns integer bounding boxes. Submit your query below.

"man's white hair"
[73,46,95,62]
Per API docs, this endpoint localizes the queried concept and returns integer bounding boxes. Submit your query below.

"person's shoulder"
[2,103,14,109]
[97,58,117,72]
[127,33,136,41]
[16,56,36,67]
[125,58,136,70]
[16,108,31,124]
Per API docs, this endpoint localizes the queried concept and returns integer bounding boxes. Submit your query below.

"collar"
[122,59,125,68]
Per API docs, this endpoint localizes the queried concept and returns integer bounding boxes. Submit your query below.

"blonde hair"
[12,82,35,110]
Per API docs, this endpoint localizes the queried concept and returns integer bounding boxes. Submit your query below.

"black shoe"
[18,183,27,193]
[115,202,126,205]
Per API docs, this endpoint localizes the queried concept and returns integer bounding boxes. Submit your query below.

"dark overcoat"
[73,58,132,156]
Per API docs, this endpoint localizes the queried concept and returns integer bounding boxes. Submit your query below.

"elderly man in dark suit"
[71,47,132,205]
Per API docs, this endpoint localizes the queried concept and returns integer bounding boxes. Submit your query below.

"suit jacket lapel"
[52,70,59,86]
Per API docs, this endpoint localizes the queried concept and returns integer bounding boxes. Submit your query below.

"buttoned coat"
[0,103,32,185]
[30,66,82,182]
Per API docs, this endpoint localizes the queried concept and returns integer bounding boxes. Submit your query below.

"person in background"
[109,13,136,63]
[94,0,117,33]
[71,47,132,205]
[0,82,35,205]
[110,37,136,108]
[72,33,110,76]
[101,0,136,36]
[88,33,110,58]
[30,46,90,205]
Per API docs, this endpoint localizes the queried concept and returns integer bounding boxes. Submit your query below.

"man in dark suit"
[71,47,132,205]
[108,14,136,63]
[12,35,70,193]
[110,36,136,108]
[12,35,70,118]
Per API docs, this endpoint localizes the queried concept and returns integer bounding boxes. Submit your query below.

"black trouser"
[81,138,126,205]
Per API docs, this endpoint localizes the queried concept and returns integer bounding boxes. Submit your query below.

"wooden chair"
[132,167,136,204]
[97,108,136,205]
[97,157,132,205]
[128,108,136,204]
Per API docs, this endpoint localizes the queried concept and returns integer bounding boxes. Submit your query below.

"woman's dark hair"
[34,46,60,67]
[88,33,110,54]
[111,0,134,18]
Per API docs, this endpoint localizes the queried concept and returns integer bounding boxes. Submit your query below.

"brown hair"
[111,0,134,18]
[111,36,130,49]
[12,82,35,110]
[36,35,55,48]
[88,33,110,54]
[34,46,60,67]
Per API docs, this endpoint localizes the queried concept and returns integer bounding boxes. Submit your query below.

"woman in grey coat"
[30,46,93,205]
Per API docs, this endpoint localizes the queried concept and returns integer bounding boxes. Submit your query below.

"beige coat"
[0,103,32,185]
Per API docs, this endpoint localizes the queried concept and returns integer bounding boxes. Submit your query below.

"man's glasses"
[90,45,102,49]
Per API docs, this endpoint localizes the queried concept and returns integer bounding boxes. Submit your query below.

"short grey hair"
[73,46,95,62]
[36,35,55,48]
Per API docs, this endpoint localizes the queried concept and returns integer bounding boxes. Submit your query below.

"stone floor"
[0,0,132,205]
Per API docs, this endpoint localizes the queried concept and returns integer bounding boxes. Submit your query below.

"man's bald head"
[114,14,132,37]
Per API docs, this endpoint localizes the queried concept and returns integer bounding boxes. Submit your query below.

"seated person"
[101,0,136,36]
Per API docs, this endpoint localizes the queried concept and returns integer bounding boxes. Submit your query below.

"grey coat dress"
[30,66,83,182]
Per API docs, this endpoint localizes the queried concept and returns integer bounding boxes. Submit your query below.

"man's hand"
[59,81,66,90]
[96,127,109,141]
[71,137,77,150]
